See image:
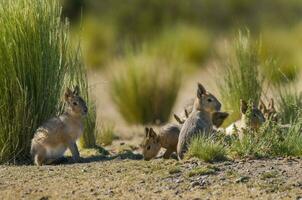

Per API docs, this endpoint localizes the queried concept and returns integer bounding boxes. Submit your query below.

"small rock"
[191,181,200,187]
[106,190,114,195]
[175,179,183,183]
[175,190,180,195]
[235,176,250,183]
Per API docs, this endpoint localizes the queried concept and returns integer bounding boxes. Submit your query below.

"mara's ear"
[259,99,267,113]
[184,109,189,118]
[212,112,229,128]
[174,114,184,124]
[145,127,150,137]
[240,99,248,114]
[65,87,73,101]
[197,83,206,99]
[73,85,80,96]
[268,98,275,110]
[149,128,157,138]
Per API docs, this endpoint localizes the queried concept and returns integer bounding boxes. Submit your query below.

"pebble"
[191,181,200,187]
[235,176,250,183]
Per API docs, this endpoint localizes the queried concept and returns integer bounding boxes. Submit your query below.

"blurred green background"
[61,0,302,126]
[62,0,302,81]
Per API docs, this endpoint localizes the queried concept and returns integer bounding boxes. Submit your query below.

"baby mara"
[31,86,88,166]
[226,99,265,139]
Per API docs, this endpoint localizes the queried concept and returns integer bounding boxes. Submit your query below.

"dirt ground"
[1,156,302,200]
[1,68,302,200]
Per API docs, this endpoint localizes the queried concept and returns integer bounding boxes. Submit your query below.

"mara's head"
[240,99,265,130]
[193,83,221,113]
[64,86,88,117]
[259,98,278,122]
[141,127,161,161]
[212,111,229,128]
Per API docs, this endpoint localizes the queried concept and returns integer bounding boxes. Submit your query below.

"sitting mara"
[177,83,222,159]
[226,99,265,139]
[31,86,88,166]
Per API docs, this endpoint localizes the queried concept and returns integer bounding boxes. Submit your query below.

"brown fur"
[142,111,229,161]
[174,110,229,128]
[30,86,88,166]
[177,83,222,159]
[141,125,180,161]
[226,99,265,139]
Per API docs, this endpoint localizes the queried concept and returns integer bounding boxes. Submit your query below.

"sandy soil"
[1,156,302,200]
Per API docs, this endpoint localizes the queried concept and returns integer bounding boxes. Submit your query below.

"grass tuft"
[218,30,263,124]
[110,49,181,124]
[229,117,302,158]
[277,87,302,124]
[186,135,227,163]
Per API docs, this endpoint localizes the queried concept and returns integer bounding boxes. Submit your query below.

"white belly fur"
[45,145,67,159]
[226,124,236,136]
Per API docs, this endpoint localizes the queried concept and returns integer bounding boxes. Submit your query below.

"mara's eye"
[207,98,213,102]
[73,102,78,106]
[147,145,151,150]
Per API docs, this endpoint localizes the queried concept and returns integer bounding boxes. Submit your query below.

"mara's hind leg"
[34,152,46,166]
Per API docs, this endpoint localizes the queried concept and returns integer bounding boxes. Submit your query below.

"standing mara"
[177,83,222,159]
[31,86,88,166]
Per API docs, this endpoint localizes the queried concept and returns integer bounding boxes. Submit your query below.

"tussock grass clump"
[187,115,302,162]
[110,51,181,124]
[187,135,227,163]
[229,117,302,158]
[218,31,263,124]
[277,87,302,124]
[0,0,95,163]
